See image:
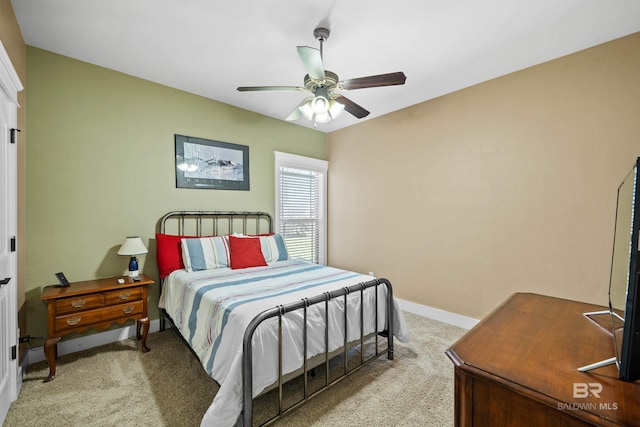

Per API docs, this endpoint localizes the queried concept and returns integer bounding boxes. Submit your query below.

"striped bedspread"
[159,259,410,427]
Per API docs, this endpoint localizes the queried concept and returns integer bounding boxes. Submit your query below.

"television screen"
[610,158,640,382]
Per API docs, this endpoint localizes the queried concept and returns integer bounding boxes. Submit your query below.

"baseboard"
[396,298,479,330]
[27,319,161,365]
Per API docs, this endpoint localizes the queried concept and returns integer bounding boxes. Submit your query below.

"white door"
[0,41,22,425]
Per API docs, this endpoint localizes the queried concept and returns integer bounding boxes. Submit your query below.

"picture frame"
[175,134,250,190]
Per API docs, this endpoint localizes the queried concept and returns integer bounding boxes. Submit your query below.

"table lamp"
[117,236,148,277]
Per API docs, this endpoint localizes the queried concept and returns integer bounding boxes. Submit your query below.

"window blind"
[275,152,327,265]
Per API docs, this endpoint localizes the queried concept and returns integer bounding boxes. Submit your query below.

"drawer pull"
[67,316,82,326]
[122,306,135,314]
[119,293,131,300]
[71,299,87,308]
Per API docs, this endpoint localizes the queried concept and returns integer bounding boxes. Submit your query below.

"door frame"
[0,39,23,424]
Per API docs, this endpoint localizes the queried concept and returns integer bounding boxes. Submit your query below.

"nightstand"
[40,274,154,382]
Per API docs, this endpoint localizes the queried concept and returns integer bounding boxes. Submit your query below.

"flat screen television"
[579,157,640,382]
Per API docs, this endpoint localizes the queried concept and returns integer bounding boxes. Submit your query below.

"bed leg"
[382,330,394,360]
[159,311,166,332]
[383,278,394,361]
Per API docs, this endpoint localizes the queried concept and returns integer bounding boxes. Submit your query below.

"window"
[275,152,328,265]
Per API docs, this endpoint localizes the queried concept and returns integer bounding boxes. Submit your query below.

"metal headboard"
[158,211,273,333]
[159,210,273,237]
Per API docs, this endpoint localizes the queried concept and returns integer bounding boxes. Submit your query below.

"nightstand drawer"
[55,294,104,315]
[105,287,143,306]
[55,301,144,333]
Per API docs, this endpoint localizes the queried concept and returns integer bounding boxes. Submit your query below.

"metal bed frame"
[158,211,395,426]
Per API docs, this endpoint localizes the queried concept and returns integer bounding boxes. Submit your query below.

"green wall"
[25,46,327,339]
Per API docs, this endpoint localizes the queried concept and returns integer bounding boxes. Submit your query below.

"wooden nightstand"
[40,274,154,382]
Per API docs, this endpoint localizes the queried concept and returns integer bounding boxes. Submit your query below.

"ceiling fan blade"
[237,86,304,92]
[334,95,370,119]
[297,46,326,81]
[286,108,302,121]
[340,72,407,90]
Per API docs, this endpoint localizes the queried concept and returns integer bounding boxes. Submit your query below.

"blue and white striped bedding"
[159,259,410,427]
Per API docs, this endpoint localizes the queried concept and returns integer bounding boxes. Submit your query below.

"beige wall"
[0,0,26,309]
[328,33,640,320]
[25,47,326,339]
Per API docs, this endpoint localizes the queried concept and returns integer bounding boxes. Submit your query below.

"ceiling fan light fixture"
[311,95,330,114]
[299,99,315,121]
[329,99,345,118]
[313,112,332,124]
[300,97,345,124]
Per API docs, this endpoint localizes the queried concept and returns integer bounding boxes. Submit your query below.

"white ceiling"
[11,0,640,133]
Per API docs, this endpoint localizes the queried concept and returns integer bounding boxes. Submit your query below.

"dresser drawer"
[55,293,104,315]
[55,301,144,333]
[105,287,143,306]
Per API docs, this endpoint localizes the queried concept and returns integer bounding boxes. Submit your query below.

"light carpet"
[3,312,466,427]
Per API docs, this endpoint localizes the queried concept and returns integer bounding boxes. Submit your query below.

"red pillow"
[156,233,198,279]
[229,235,268,269]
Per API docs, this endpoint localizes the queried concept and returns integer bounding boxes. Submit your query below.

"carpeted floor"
[3,312,466,427]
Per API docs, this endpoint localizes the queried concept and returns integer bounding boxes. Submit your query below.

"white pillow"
[259,234,289,262]
[181,236,230,272]
[227,233,289,262]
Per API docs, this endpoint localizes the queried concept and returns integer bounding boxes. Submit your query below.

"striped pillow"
[259,234,289,262]
[181,236,230,272]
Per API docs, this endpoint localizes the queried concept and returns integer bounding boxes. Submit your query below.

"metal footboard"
[158,211,396,426]
[242,278,395,426]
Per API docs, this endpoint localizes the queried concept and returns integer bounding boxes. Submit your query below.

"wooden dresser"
[446,293,640,426]
[40,275,154,382]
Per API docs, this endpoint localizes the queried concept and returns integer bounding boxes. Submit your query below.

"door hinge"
[10,128,20,144]
[10,236,16,252]
[11,345,17,360]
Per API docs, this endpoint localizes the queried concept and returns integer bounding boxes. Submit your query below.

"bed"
[156,211,410,426]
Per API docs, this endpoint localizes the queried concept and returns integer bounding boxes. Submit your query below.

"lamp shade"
[117,236,148,256]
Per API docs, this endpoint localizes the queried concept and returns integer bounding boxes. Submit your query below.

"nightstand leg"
[44,337,61,382]
[138,317,150,352]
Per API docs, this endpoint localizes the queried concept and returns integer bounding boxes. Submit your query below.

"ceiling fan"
[237,27,407,127]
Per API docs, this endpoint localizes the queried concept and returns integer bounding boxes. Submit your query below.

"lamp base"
[128,256,139,277]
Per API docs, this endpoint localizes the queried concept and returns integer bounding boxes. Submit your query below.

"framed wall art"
[175,134,249,190]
